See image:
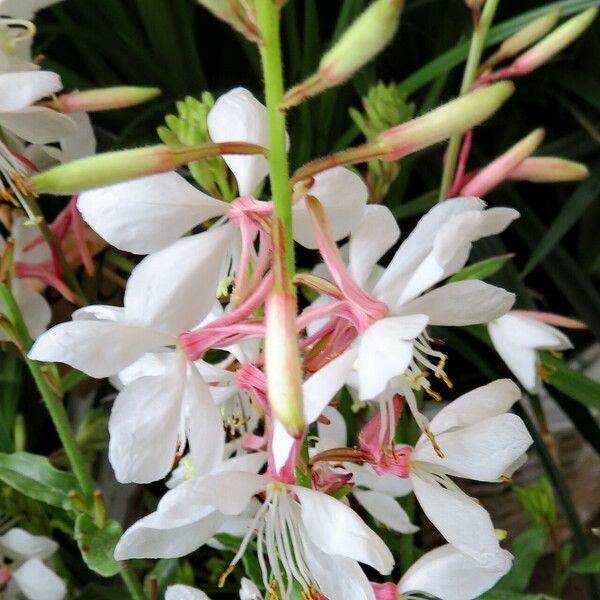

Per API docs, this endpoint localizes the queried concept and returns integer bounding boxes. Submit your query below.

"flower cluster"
[28,88,538,600]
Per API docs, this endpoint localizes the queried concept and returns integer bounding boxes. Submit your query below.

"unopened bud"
[265,290,305,437]
[460,128,544,196]
[464,0,484,11]
[508,157,589,182]
[28,142,266,195]
[45,87,161,113]
[280,0,404,110]
[377,81,514,161]
[514,8,598,75]
[500,9,560,59]
[197,0,261,43]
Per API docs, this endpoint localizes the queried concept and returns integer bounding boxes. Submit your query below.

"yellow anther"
[548,349,563,359]
[218,564,235,588]
[495,528,508,541]
[536,361,557,382]
[12,176,28,197]
[182,456,195,480]
[425,388,442,402]
[498,475,512,483]
[425,429,445,458]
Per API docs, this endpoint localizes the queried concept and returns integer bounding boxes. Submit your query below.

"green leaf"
[0,352,22,453]
[0,452,77,510]
[521,173,600,278]
[494,525,548,592]
[449,254,513,283]
[573,547,600,573]
[479,592,560,600]
[144,559,179,599]
[540,352,600,411]
[75,514,123,577]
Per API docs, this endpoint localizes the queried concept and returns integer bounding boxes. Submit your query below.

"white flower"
[0,527,66,600]
[76,87,368,255]
[165,585,211,600]
[395,543,511,600]
[29,223,233,482]
[0,0,64,20]
[489,312,572,391]
[239,578,262,600]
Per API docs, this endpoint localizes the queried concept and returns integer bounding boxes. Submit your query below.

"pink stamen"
[449,129,473,196]
[371,582,398,600]
[0,567,11,587]
[15,260,76,303]
[69,196,95,276]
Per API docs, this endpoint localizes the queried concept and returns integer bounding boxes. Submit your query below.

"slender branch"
[120,565,145,600]
[438,0,500,200]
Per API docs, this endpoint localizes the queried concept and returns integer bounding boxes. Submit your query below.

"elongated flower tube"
[460,128,544,196]
[197,0,261,43]
[27,141,267,195]
[508,156,589,182]
[292,82,514,183]
[280,0,405,110]
[41,86,161,113]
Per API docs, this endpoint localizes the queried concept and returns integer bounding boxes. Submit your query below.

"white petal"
[317,406,347,447]
[11,279,51,339]
[0,0,63,19]
[349,463,413,497]
[114,509,223,560]
[207,87,269,196]
[271,417,295,473]
[397,280,514,325]
[428,379,521,436]
[13,559,66,600]
[28,320,172,378]
[185,363,225,476]
[166,585,211,600]
[357,316,428,400]
[489,321,539,391]
[353,490,418,534]
[77,172,228,254]
[12,216,52,263]
[411,473,508,571]
[294,486,394,575]
[72,304,124,321]
[0,528,57,561]
[240,578,263,600]
[399,543,512,600]
[60,111,96,161]
[124,224,233,333]
[108,355,186,483]
[293,167,368,249]
[348,204,399,287]
[0,71,62,111]
[374,197,484,294]
[0,106,77,144]
[491,314,572,350]
[215,451,267,475]
[415,413,533,481]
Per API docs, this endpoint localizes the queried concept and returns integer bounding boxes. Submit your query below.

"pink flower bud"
[197,0,261,43]
[499,9,560,59]
[460,128,544,196]
[50,86,161,113]
[508,157,589,182]
[513,8,598,75]
[371,582,398,600]
[264,290,305,437]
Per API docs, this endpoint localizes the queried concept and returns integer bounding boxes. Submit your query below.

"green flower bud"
[47,86,161,113]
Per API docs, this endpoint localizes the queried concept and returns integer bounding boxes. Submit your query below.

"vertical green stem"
[438,0,500,200]
[255,0,295,291]
[120,565,145,600]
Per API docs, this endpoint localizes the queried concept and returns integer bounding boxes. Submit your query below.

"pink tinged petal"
[410,473,509,571]
[240,577,263,600]
[357,315,429,400]
[397,280,515,325]
[0,107,78,144]
[415,413,533,481]
[511,310,587,330]
[124,223,233,334]
[302,538,376,600]
[489,322,539,391]
[12,558,66,600]
[398,543,512,600]
[185,364,225,476]
[0,528,57,561]
[353,490,419,534]
[374,197,484,295]
[11,279,51,339]
[108,355,186,483]
[114,509,224,560]
[293,167,368,249]
[28,320,173,378]
[77,172,228,254]
[491,313,573,350]
[428,379,521,436]
[349,205,399,287]
[165,585,211,600]
[207,87,270,196]
[293,486,394,575]
[0,71,62,111]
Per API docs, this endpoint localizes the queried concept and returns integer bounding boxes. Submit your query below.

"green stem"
[255,0,295,291]
[0,283,94,499]
[438,0,500,201]
[120,565,145,600]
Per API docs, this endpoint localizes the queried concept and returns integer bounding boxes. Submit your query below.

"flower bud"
[460,128,544,196]
[280,0,405,110]
[264,290,305,437]
[513,8,598,75]
[508,157,589,182]
[197,0,261,43]
[48,87,161,113]
[28,142,266,195]
[464,0,484,11]
[499,9,560,59]
[377,81,514,161]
